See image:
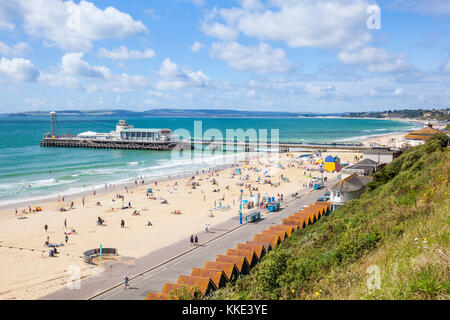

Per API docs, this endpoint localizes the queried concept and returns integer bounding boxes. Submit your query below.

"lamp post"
[320,164,324,184]
[239,189,243,224]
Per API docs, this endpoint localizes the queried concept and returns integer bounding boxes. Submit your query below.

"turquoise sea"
[0,117,416,207]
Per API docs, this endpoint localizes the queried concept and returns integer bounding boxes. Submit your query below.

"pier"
[39,113,370,152]
[40,136,369,152]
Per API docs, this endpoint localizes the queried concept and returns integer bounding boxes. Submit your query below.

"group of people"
[44,222,71,257]
[190,234,199,246]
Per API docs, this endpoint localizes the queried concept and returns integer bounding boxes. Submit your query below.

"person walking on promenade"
[190,234,194,246]
[194,235,198,246]
[124,275,129,290]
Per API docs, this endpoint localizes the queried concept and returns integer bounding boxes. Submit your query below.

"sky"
[0,0,449,114]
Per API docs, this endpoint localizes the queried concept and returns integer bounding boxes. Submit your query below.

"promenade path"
[41,181,333,300]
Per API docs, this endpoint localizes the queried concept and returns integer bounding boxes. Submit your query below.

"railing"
[189,138,364,147]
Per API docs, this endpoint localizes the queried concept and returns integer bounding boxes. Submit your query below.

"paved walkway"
[41,182,332,300]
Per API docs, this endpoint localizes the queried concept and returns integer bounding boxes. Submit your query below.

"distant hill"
[0,109,319,118]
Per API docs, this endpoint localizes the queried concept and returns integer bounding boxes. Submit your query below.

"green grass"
[209,134,449,300]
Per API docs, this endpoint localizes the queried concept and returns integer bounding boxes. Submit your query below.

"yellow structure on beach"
[324,155,341,172]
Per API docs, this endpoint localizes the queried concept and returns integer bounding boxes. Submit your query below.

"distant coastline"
[3,108,448,122]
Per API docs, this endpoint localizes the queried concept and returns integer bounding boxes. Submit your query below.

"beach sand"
[0,135,396,300]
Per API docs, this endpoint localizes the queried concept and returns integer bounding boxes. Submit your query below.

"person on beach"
[65,234,68,245]
[64,219,67,228]
[121,220,125,228]
[44,224,48,232]
[124,275,129,290]
[82,197,85,207]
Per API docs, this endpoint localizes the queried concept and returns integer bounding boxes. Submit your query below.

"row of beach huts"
[145,201,332,300]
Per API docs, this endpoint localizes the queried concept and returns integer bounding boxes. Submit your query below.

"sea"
[0,116,417,207]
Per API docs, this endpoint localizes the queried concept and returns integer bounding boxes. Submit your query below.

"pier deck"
[40,137,369,152]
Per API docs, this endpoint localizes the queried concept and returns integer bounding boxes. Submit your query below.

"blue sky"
[0,0,449,113]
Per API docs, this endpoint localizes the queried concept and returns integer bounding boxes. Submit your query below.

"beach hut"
[247,240,272,252]
[237,243,266,260]
[324,155,341,172]
[226,249,259,268]
[177,275,217,296]
[190,268,229,288]
[204,261,240,282]
[215,255,250,275]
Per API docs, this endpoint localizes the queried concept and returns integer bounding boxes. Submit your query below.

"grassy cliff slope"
[211,134,449,300]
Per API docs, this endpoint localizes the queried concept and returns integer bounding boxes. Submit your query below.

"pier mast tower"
[50,111,58,137]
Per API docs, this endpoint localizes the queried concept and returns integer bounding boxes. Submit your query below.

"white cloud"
[210,42,291,73]
[39,53,149,92]
[368,87,404,97]
[147,90,163,97]
[107,73,148,93]
[245,89,256,98]
[208,0,372,51]
[0,57,39,82]
[144,8,159,19]
[181,0,205,6]
[442,61,450,73]
[394,88,403,96]
[202,22,238,41]
[190,41,204,52]
[0,0,21,30]
[19,0,147,51]
[98,46,155,60]
[61,52,110,78]
[0,41,30,57]
[38,71,81,90]
[24,97,45,108]
[156,58,209,90]
[304,83,336,98]
[338,47,412,73]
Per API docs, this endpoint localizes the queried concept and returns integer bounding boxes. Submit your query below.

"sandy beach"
[0,129,414,300]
